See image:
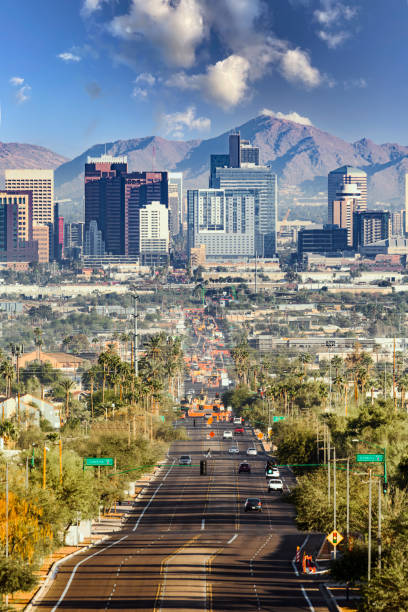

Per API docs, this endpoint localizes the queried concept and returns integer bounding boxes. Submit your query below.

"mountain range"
[2,114,408,222]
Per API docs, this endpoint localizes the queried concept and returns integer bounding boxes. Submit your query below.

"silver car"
[246,448,258,456]
[228,446,239,454]
[179,455,192,465]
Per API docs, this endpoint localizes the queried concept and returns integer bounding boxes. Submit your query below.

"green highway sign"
[356,453,384,463]
[85,457,114,467]
[273,416,285,422]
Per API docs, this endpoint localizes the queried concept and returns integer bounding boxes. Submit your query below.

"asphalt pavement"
[35,419,330,611]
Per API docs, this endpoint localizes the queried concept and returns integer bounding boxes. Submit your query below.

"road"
[36,419,330,611]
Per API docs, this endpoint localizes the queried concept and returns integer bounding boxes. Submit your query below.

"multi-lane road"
[36,419,330,611]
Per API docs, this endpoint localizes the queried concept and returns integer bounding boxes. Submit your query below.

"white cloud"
[135,72,156,86]
[81,0,105,16]
[260,108,313,126]
[10,76,24,86]
[10,77,31,103]
[110,0,205,68]
[132,87,148,99]
[160,106,210,138]
[280,48,322,88]
[58,52,82,62]
[314,1,358,48]
[344,77,367,89]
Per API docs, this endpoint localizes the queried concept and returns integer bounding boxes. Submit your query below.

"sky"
[1,0,407,158]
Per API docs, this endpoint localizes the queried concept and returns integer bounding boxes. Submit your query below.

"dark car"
[234,427,244,435]
[244,497,262,512]
[238,462,251,474]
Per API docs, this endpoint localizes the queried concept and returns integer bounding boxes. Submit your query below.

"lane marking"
[201,518,205,530]
[300,585,315,611]
[227,533,238,544]
[50,536,128,611]
[133,459,175,532]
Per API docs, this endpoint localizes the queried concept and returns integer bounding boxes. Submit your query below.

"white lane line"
[300,585,315,611]
[50,536,128,611]
[201,518,205,530]
[133,460,176,532]
[227,533,238,544]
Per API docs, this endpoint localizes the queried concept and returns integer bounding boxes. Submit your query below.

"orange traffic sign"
[327,530,343,546]
[209,431,215,438]
[257,432,264,439]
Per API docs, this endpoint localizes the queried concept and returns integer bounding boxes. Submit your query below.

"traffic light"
[383,481,388,495]
[332,531,338,545]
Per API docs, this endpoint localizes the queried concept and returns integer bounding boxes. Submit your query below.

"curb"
[319,583,342,612]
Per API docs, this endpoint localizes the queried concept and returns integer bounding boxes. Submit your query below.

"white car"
[228,446,239,454]
[266,467,280,479]
[268,478,283,492]
[223,431,233,440]
[246,448,258,456]
[179,455,192,466]
[233,417,242,424]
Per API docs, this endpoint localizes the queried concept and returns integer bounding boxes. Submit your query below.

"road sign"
[207,417,213,424]
[209,431,215,438]
[257,432,264,439]
[85,457,114,467]
[273,416,285,422]
[327,530,344,546]
[356,453,384,463]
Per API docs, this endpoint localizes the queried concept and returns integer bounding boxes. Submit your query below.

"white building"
[168,172,183,236]
[5,168,54,225]
[139,201,169,265]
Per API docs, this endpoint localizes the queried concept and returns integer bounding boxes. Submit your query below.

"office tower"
[229,133,241,168]
[64,222,85,249]
[353,210,390,249]
[84,220,105,256]
[240,139,260,166]
[391,211,405,237]
[329,183,361,246]
[124,172,168,255]
[328,166,367,220]
[52,203,64,261]
[0,190,38,262]
[139,201,169,265]
[405,174,408,235]
[168,172,183,236]
[214,166,277,256]
[210,134,259,187]
[298,225,348,258]
[33,224,50,263]
[5,169,54,225]
[187,188,258,259]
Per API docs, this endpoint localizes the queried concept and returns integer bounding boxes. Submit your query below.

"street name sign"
[85,457,114,467]
[356,453,384,463]
[272,416,285,422]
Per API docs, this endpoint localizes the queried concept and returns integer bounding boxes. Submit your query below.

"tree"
[0,360,15,398]
[360,543,408,611]
[60,379,75,420]
[33,327,43,359]
[0,420,18,447]
[0,556,37,597]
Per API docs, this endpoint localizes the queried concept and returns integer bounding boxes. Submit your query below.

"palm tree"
[0,360,15,398]
[87,365,100,419]
[397,374,408,412]
[60,379,75,420]
[33,327,43,360]
[299,353,312,379]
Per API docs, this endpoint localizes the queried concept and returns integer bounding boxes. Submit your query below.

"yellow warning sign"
[327,530,344,546]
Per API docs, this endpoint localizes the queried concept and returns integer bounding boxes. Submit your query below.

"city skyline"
[1,1,408,157]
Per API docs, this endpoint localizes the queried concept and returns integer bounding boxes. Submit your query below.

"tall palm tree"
[87,365,100,419]
[33,327,43,360]
[0,360,15,398]
[60,379,75,419]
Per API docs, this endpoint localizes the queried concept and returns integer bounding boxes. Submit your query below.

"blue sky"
[1,0,407,158]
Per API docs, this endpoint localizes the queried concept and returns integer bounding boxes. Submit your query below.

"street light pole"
[333,446,337,559]
[328,437,331,505]
[368,469,372,582]
[378,477,382,572]
[346,457,350,548]
[5,462,8,606]
[132,293,139,378]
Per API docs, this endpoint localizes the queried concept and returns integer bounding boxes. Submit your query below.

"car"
[233,417,242,424]
[244,497,262,512]
[266,467,280,479]
[268,478,283,492]
[223,430,233,440]
[228,446,239,454]
[179,455,192,466]
[246,448,258,456]
[238,462,251,474]
[234,427,244,435]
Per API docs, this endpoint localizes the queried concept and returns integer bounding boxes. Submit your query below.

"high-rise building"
[64,222,85,249]
[391,211,405,237]
[33,224,50,263]
[209,133,260,187]
[353,211,390,249]
[0,190,38,262]
[84,220,105,256]
[329,183,361,246]
[405,174,408,235]
[214,166,277,256]
[240,139,260,166]
[5,169,54,225]
[139,201,169,265]
[328,166,367,220]
[168,172,183,236]
[187,188,258,260]
[298,225,348,258]
[210,154,230,188]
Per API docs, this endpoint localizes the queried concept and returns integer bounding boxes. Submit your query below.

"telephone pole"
[132,293,139,378]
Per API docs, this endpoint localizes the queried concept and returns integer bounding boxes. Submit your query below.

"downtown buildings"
[84,155,169,264]
[188,133,278,261]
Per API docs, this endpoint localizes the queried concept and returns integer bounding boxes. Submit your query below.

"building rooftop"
[330,165,367,176]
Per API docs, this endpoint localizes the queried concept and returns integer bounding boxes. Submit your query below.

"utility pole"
[333,446,337,559]
[346,458,350,548]
[59,439,63,485]
[42,445,47,489]
[368,469,372,582]
[378,477,382,572]
[5,462,8,607]
[254,255,257,297]
[328,437,331,505]
[132,293,139,378]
